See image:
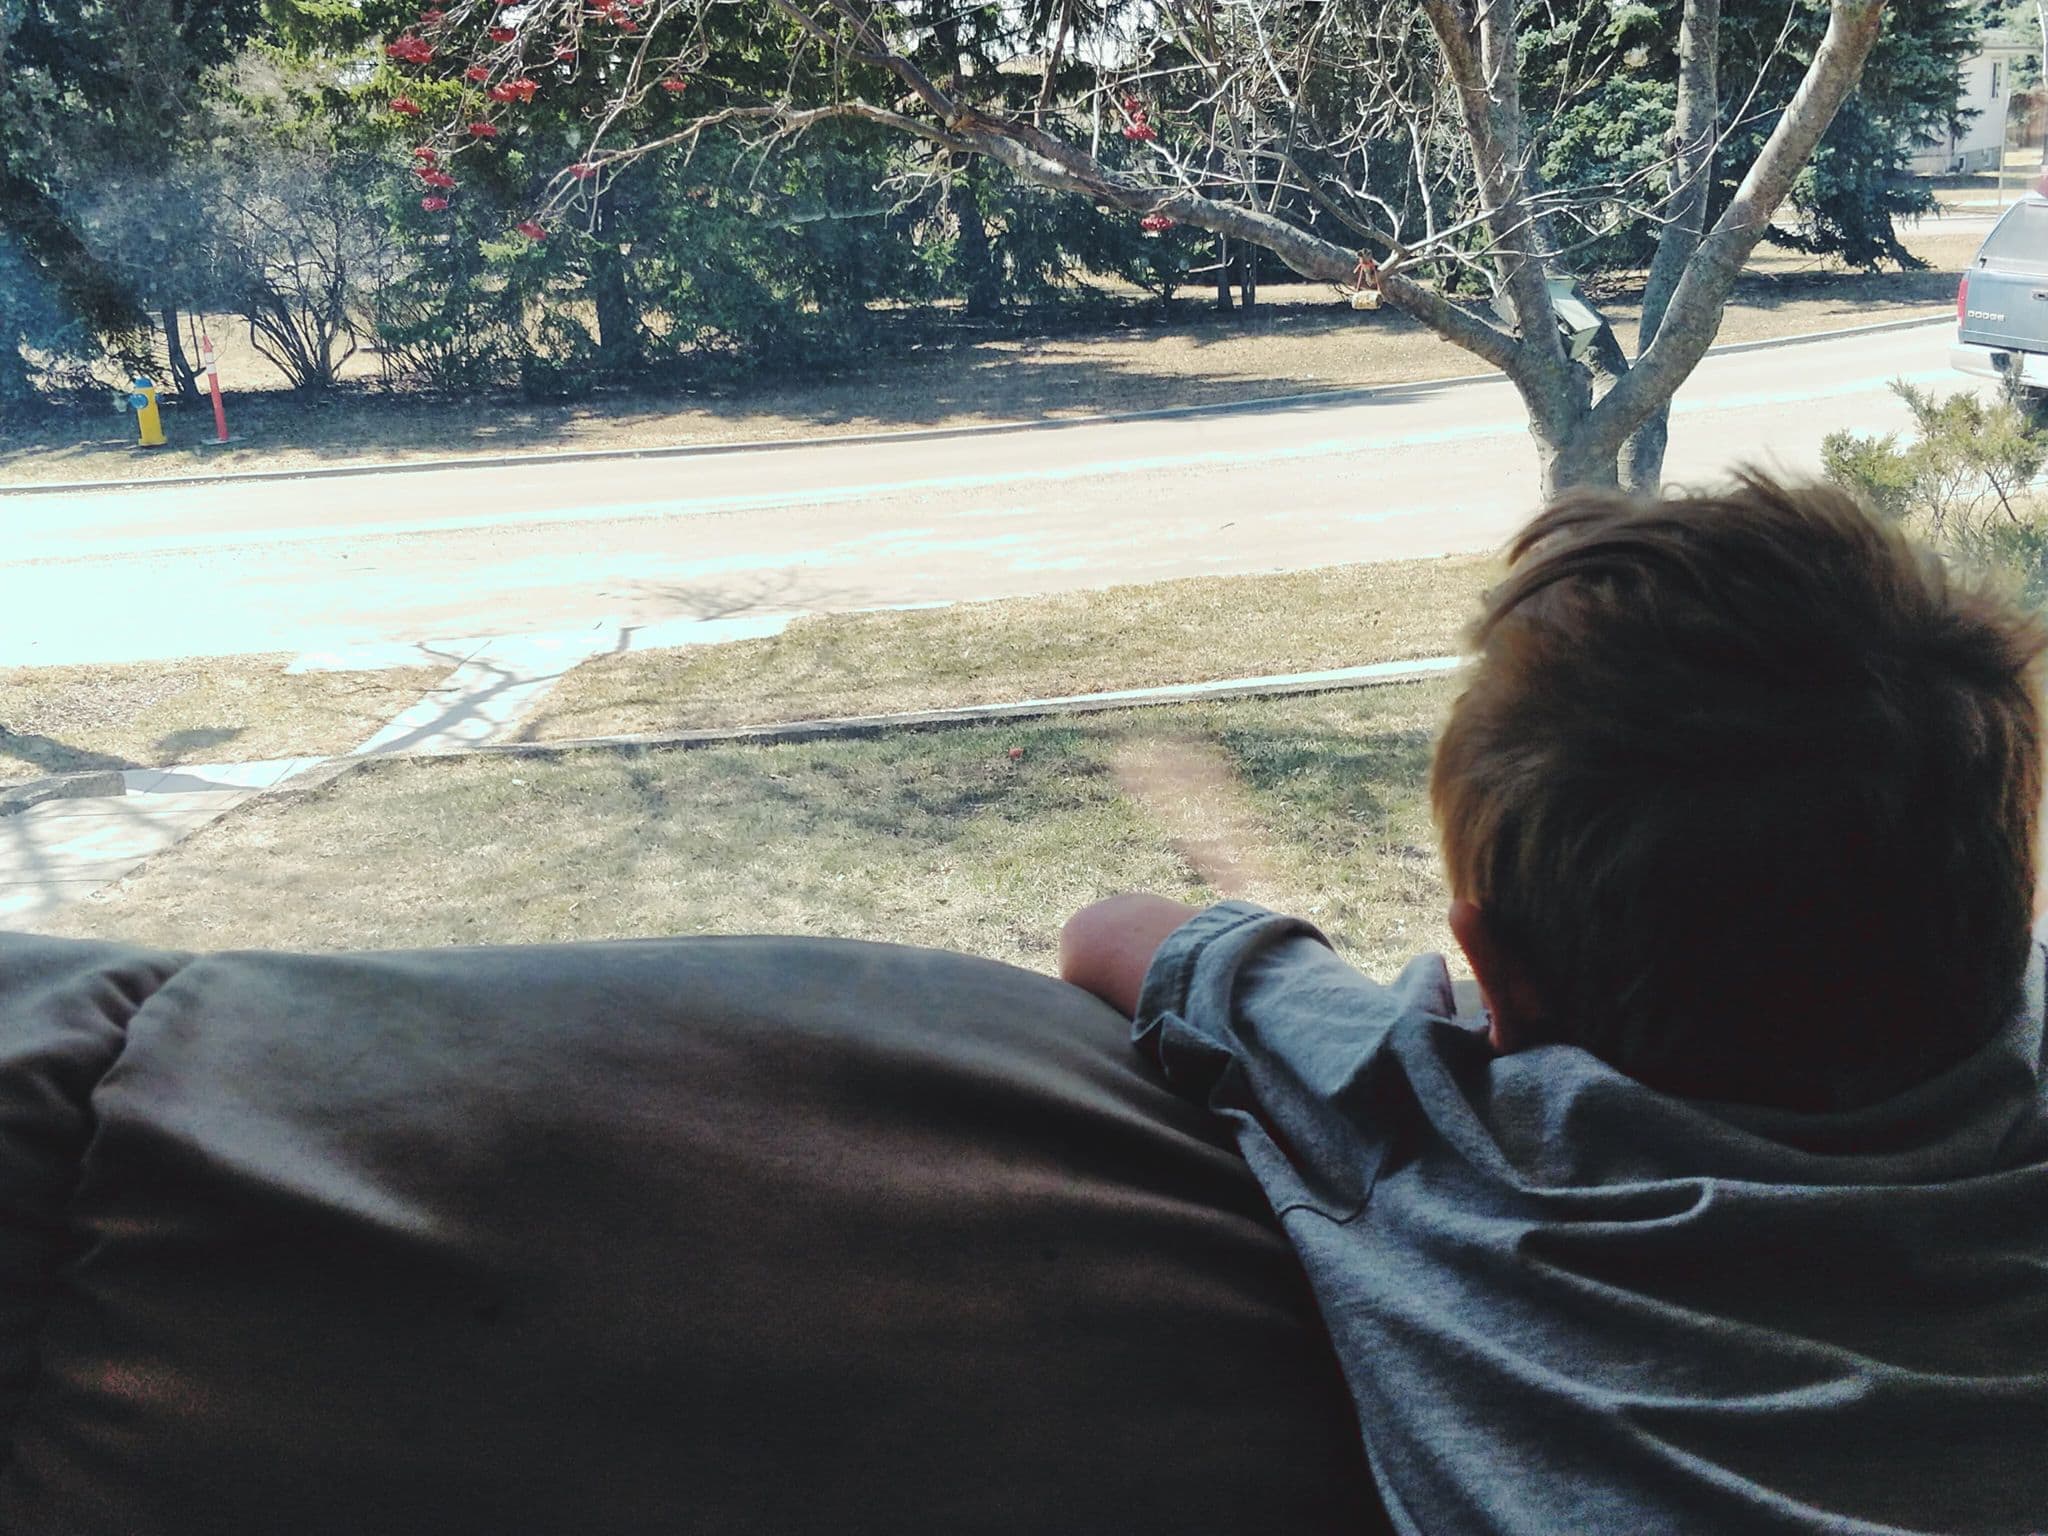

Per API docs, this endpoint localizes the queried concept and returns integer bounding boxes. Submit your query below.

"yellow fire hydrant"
[125,377,166,448]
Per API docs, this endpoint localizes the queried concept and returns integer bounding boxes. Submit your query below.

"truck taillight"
[1957,273,1968,327]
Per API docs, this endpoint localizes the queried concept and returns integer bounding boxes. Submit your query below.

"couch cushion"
[0,938,185,1473]
[0,935,1379,1535]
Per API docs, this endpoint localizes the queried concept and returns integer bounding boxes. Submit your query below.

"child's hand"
[1059,893,1201,1018]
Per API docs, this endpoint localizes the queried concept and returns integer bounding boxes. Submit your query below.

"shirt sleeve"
[1132,900,1464,1222]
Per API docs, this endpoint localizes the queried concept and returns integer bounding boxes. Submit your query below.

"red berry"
[488,24,517,41]
[516,220,547,240]
[388,96,422,115]
[420,195,449,211]
[465,64,489,81]
[467,121,500,137]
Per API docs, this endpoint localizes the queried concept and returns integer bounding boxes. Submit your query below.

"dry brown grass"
[0,658,444,785]
[0,220,1975,488]
[522,554,1495,741]
[54,678,1464,983]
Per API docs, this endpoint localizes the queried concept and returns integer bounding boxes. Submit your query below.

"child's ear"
[1447,899,1545,1054]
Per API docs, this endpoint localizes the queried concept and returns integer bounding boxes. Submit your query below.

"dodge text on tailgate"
[1956,196,2048,394]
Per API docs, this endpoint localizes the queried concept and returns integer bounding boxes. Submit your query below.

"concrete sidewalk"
[0,759,324,925]
[0,628,606,925]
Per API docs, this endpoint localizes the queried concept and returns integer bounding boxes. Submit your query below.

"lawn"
[524,554,1495,740]
[0,224,1975,489]
[0,657,443,786]
[53,677,1466,984]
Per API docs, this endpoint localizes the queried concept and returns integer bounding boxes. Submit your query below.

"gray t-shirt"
[1135,900,2048,1535]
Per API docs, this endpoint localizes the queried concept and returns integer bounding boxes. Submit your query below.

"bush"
[1821,380,2048,536]
[1819,429,1917,523]
[1955,518,2048,614]
[519,310,600,402]
[1824,379,2048,614]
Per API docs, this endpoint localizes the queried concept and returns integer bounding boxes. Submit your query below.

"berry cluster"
[382,0,689,241]
[1119,93,1157,143]
[1139,213,1175,233]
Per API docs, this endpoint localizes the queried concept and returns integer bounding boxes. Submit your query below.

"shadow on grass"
[1216,719,1438,836]
[154,725,246,758]
[0,727,141,781]
[625,723,1117,841]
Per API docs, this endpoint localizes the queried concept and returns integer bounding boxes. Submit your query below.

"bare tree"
[397,0,1888,493]
[210,148,389,394]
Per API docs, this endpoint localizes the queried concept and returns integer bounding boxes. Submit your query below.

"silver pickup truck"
[1956,195,2048,395]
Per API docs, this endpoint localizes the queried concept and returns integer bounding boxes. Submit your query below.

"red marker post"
[200,331,230,444]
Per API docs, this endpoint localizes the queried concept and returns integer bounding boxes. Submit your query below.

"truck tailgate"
[1961,269,2048,353]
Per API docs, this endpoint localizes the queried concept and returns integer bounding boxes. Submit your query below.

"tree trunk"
[952,161,1001,319]
[590,247,637,372]
[1537,430,1622,497]
[162,307,201,404]
[1524,367,1615,498]
[1619,0,1721,492]
[1239,244,1257,312]
[1214,236,1234,312]
[1582,0,1887,474]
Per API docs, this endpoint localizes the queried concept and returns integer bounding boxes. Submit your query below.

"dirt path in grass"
[1112,731,1285,900]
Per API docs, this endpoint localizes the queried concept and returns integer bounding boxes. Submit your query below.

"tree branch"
[1586,0,1887,456]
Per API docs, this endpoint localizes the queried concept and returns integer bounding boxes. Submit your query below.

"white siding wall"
[1910,45,2032,173]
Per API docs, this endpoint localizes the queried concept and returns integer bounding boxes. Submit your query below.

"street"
[0,318,1960,667]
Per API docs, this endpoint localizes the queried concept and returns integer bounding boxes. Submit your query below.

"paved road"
[0,319,1963,667]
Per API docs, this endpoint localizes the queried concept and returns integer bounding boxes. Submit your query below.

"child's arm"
[1059,893,1202,1018]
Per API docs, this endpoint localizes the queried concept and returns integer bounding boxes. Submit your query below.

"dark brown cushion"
[0,938,183,1471]
[0,933,1378,1534]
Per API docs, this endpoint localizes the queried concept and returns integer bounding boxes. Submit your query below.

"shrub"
[519,310,600,401]
[1955,518,2048,614]
[1821,380,2048,537]
[1819,428,1917,523]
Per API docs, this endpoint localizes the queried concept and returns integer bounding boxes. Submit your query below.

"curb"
[1693,312,1951,360]
[0,769,126,818]
[385,655,1466,764]
[0,315,1953,499]
[0,378,1498,498]
[0,656,1462,818]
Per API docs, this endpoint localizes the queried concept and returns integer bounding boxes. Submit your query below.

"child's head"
[1432,473,2048,1112]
